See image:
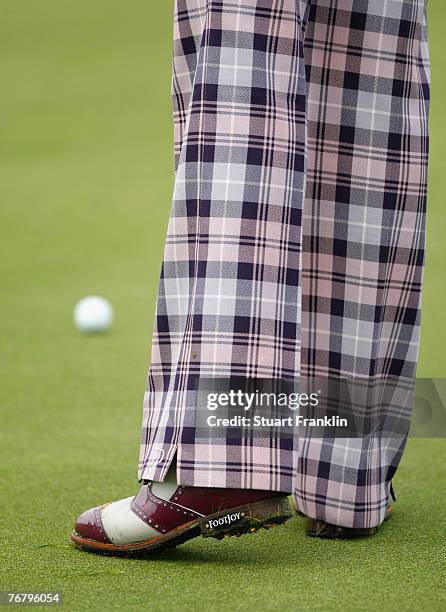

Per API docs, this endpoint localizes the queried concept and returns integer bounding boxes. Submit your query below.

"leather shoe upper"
[75,505,111,543]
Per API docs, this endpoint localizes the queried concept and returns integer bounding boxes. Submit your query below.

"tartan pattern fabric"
[295,0,430,528]
[139,0,430,528]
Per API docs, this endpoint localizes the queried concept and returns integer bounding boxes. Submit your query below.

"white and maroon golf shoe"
[71,470,291,554]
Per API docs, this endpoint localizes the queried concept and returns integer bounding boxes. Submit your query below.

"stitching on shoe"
[131,484,200,534]
[146,487,196,516]
[95,506,110,541]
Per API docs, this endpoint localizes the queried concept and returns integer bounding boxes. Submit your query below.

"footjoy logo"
[206,512,242,529]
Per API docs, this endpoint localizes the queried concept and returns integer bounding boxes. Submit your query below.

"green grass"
[0,1,445,610]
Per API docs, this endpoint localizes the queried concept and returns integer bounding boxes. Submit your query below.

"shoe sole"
[70,496,292,555]
[305,504,393,539]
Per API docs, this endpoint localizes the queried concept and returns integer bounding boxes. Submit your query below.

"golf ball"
[74,296,114,333]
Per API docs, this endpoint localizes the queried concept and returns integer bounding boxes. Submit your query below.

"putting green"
[1,2,445,610]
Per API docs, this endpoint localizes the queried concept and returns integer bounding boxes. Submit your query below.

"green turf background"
[1,2,445,610]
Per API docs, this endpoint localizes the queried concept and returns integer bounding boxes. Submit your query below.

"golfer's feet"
[305,504,393,539]
[71,471,291,554]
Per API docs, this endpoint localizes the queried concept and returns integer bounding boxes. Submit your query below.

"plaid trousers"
[139,0,430,528]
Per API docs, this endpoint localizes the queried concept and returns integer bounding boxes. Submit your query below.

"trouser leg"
[295,0,430,528]
[139,1,310,491]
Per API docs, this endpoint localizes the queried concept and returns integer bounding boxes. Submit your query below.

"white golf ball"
[73,296,114,333]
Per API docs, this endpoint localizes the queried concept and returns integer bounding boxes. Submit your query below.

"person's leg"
[72,0,310,553]
[295,0,430,536]
[139,0,309,491]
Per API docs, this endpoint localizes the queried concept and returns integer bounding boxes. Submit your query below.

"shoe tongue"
[151,465,179,501]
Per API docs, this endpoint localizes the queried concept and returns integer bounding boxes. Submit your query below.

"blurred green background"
[0,2,445,610]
